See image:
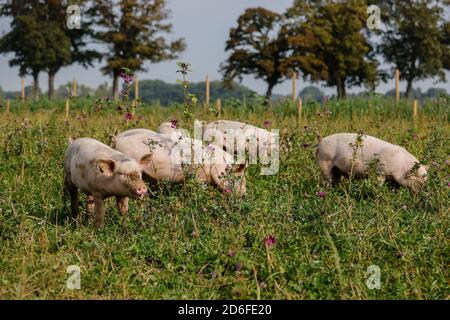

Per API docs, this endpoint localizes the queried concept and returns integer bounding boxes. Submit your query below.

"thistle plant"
[176,62,197,122]
[349,130,365,183]
[118,67,136,121]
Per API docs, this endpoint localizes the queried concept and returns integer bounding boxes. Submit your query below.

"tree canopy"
[287,0,379,98]
[377,0,450,97]
[220,7,327,104]
[0,0,100,99]
[88,0,186,99]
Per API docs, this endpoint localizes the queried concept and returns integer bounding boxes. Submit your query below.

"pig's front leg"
[116,196,129,216]
[94,195,106,228]
[86,194,95,215]
[377,175,386,186]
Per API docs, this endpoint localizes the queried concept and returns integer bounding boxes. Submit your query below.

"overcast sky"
[0,0,448,96]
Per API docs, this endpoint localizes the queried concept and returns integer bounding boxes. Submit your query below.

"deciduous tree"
[377,0,449,97]
[288,0,379,99]
[89,0,185,100]
[221,7,327,104]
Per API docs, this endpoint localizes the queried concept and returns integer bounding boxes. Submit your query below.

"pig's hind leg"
[317,160,341,185]
[66,182,79,219]
[317,160,340,184]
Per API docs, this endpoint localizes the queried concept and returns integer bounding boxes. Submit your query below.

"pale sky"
[0,0,448,96]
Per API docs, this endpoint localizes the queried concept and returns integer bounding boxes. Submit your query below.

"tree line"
[0,0,184,100]
[221,0,450,102]
[0,0,449,103]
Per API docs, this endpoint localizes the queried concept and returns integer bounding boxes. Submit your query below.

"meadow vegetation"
[0,96,448,299]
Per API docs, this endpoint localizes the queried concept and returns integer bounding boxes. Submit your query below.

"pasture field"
[0,96,449,299]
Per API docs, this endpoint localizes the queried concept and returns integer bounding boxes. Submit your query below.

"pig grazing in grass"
[64,138,148,228]
[203,120,276,157]
[316,133,428,192]
[112,129,247,195]
[156,122,189,140]
[158,120,276,157]
[157,122,176,135]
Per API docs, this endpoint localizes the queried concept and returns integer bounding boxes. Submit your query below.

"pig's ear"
[233,163,246,174]
[97,159,116,176]
[140,154,153,165]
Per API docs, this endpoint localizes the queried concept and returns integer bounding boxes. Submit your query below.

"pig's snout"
[135,186,148,199]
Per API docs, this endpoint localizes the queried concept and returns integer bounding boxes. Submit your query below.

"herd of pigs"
[64,120,429,228]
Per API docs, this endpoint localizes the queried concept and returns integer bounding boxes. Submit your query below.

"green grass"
[0,97,449,299]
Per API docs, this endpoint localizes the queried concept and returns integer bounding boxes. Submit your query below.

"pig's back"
[115,131,174,161]
[320,133,397,160]
[68,138,124,162]
[116,128,156,139]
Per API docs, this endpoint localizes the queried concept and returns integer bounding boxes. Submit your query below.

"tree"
[442,21,450,70]
[378,0,449,97]
[0,0,100,99]
[0,1,47,100]
[43,0,100,99]
[220,7,327,104]
[132,79,256,106]
[299,86,325,101]
[89,0,185,100]
[288,0,379,99]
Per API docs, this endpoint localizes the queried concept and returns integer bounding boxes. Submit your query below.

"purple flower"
[447,182,450,188]
[170,119,178,129]
[318,191,326,199]
[302,143,311,148]
[321,95,329,104]
[224,188,231,194]
[124,112,133,121]
[264,235,276,247]
[121,89,128,96]
[124,75,133,84]
[227,250,236,257]
[263,120,271,128]
[235,262,242,272]
[431,161,440,169]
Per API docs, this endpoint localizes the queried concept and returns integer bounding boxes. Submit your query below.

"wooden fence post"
[292,72,297,103]
[298,97,303,121]
[205,74,210,106]
[134,77,139,103]
[72,78,77,97]
[413,99,418,120]
[395,69,400,105]
[21,78,25,100]
[216,98,221,113]
[65,99,70,120]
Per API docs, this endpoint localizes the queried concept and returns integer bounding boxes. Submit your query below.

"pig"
[316,133,429,192]
[158,120,276,156]
[64,138,148,228]
[157,122,177,135]
[111,129,247,195]
[203,120,276,159]
[156,122,190,140]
